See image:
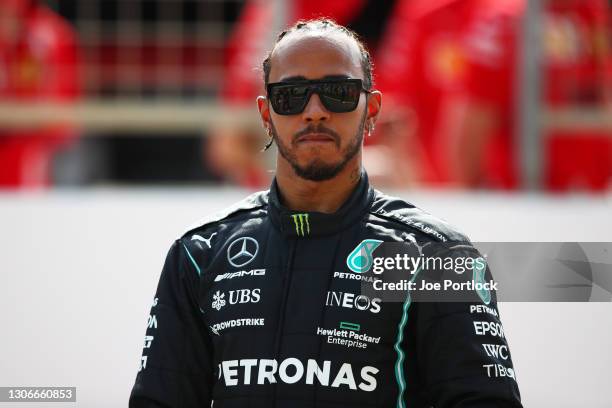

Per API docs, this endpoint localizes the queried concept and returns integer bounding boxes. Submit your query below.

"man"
[374,0,521,188]
[0,0,79,188]
[376,0,610,190]
[130,19,522,407]
[206,0,390,188]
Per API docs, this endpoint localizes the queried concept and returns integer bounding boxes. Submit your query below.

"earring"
[367,123,375,136]
[261,127,274,152]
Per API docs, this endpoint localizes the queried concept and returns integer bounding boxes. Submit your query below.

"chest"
[199,231,416,350]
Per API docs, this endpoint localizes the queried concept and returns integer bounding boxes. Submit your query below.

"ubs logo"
[212,289,261,311]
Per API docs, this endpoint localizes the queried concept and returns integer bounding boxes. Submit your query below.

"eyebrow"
[278,74,352,82]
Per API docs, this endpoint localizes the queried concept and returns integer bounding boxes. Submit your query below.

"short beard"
[271,111,366,182]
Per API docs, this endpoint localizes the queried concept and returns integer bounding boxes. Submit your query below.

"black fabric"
[267,172,374,238]
[130,172,522,408]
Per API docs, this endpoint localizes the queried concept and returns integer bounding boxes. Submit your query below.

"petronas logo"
[347,239,383,273]
[473,258,491,305]
[291,213,310,236]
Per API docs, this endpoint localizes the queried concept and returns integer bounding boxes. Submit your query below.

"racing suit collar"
[268,170,375,238]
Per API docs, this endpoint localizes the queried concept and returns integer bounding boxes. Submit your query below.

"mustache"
[292,124,341,146]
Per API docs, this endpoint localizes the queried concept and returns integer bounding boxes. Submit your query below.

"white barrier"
[0,188,610,407]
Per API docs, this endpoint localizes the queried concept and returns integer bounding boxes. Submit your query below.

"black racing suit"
[129,173,522,408]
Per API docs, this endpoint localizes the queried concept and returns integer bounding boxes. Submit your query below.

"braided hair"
[262,18,374,91]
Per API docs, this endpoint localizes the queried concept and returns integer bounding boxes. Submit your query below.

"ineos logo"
[227,237,259,268]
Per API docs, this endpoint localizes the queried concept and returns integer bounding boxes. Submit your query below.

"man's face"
[259,32,379,181]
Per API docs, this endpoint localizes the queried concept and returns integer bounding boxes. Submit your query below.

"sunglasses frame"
[266,78,370,115]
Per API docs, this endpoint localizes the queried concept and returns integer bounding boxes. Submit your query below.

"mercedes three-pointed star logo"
[227,236,259,268]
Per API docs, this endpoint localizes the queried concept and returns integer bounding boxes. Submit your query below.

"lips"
[296,133,336,143]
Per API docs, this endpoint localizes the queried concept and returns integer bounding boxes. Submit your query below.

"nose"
[301,92,331,123]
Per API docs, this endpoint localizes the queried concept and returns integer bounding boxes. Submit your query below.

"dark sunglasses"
[266,78,370,115]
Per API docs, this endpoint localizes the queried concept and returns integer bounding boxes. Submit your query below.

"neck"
[275,157,362,214]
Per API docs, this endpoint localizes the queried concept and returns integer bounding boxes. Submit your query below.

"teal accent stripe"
[182,243,201,276]
[394,268,422,408]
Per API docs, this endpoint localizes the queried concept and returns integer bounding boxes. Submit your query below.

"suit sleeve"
[410,243,522,407]
[129,240,213,408]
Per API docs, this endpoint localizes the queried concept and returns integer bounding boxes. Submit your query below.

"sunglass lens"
[319,81,361,112]
[270,84,309,114]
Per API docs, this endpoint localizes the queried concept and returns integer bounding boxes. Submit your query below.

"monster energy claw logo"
[291,213,310,236]
[347,239,383,273]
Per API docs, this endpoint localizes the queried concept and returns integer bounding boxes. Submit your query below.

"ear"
[366,90,382,130]
[257,96,271,131]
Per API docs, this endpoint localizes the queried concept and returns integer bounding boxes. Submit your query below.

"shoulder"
[173,190,269,275]
[180,189,269,241]
[369,189,470,243]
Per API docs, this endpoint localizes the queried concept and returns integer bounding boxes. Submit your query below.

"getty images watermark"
[368,251,496,293]
[349,241,612,303]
